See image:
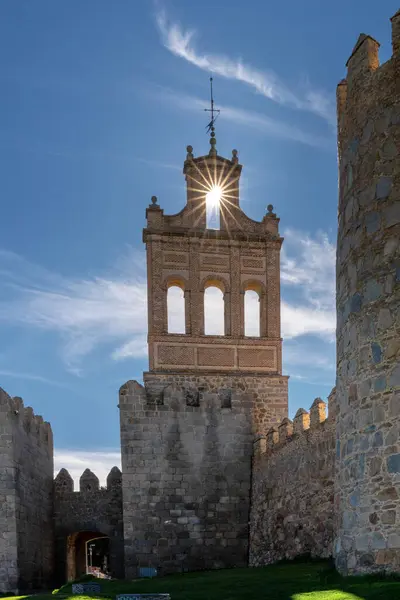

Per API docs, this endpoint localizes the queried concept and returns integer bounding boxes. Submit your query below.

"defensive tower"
[334,11,400,574]
[119,127,288,576]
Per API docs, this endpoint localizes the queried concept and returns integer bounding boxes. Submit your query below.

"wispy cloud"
[150,87,332,149]
[0,369,74,389]
[0,248,148,374]
[54,449,121,490]
[155,10,335,126]
[281,229,336,341]
[0,229,335,374]
[0,137,181,170]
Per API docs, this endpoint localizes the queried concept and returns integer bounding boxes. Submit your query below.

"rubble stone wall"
[249,393,336,565]
[334,12,400,574]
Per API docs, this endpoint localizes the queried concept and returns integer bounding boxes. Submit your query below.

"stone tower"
[334,12,400,574]
[119,133,288,576]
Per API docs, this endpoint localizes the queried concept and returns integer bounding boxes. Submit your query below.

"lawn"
[4,560,400,600]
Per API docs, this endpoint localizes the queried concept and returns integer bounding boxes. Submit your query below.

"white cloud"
[54,449,121,490]
[155,10,335,126]
[148,86,332,149]
[280,229,336,342]
[0,248,148,373]
[0,229,335,373]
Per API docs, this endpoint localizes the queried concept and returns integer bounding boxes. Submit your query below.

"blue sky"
[0,1,397,485]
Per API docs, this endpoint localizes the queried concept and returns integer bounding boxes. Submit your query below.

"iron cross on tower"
[204,77,220,156]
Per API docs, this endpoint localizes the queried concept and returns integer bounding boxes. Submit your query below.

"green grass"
[4,560,400,600]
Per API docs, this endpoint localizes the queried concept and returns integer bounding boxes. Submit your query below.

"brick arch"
[200,274,230,293]
[162,275,189,292]
[241,279,266,295]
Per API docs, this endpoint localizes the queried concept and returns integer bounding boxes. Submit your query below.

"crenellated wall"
[335,10,400,575]
[249,390,336,566]
[53,466,124,584]
[0,387,54,593]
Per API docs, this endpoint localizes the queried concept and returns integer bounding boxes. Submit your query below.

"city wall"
[0,387,54,593]
[334,11,400,574]
[249,390,336,566]
[53,466,124,584]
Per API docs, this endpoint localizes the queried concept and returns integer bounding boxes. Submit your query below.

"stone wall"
[0,387,54,593]
[53,466,124,584]
[119,372,287,578]
[334,11,400,574]
[249,391,336,566]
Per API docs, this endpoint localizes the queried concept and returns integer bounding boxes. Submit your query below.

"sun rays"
[185,155,243,233]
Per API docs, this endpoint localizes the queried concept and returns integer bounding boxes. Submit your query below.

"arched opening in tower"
[244,290,260,337]
[206,185,221,229]
[204,286,224,335]
[167,285,185,333]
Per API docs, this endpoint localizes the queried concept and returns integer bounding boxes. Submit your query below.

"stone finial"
[266,204,276,217]
[79,468,100,492]
[293,408,310,434]
[266,427,278,449]
[107,466,122,489]
[231,149,238,164]
[150,195,159,207]
[310,397,327,427]
[55,468,74,494]
[186,145,194,161]
[278,417,293,443]
[391,9,400,55]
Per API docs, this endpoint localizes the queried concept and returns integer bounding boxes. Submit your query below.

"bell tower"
[119,126,288,577]
[144,138,285,419]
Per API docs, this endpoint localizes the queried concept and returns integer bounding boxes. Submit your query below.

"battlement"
[337,11,399,152]
[254,389,336,458]
[343,10,400,78]
[0,386,53,452]
[54,466,122,494]
[119,378,239,410]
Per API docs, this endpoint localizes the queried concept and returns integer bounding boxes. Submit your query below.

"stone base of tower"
[119,373,287,578]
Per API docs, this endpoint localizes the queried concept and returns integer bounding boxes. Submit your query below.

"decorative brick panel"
[238,348,276,369]
[157,345,195,366]
[242,258,264,269]
[197,346,235,367]
[163,253,188,265]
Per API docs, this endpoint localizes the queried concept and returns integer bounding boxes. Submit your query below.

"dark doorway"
[66,531,110,581]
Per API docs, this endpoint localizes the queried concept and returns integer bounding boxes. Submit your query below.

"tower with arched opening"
[119,137,288,577]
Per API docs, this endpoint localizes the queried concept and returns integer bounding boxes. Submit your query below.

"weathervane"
[204,77,220,156]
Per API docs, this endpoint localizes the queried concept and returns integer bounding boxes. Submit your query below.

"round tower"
[334,14,400,574]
